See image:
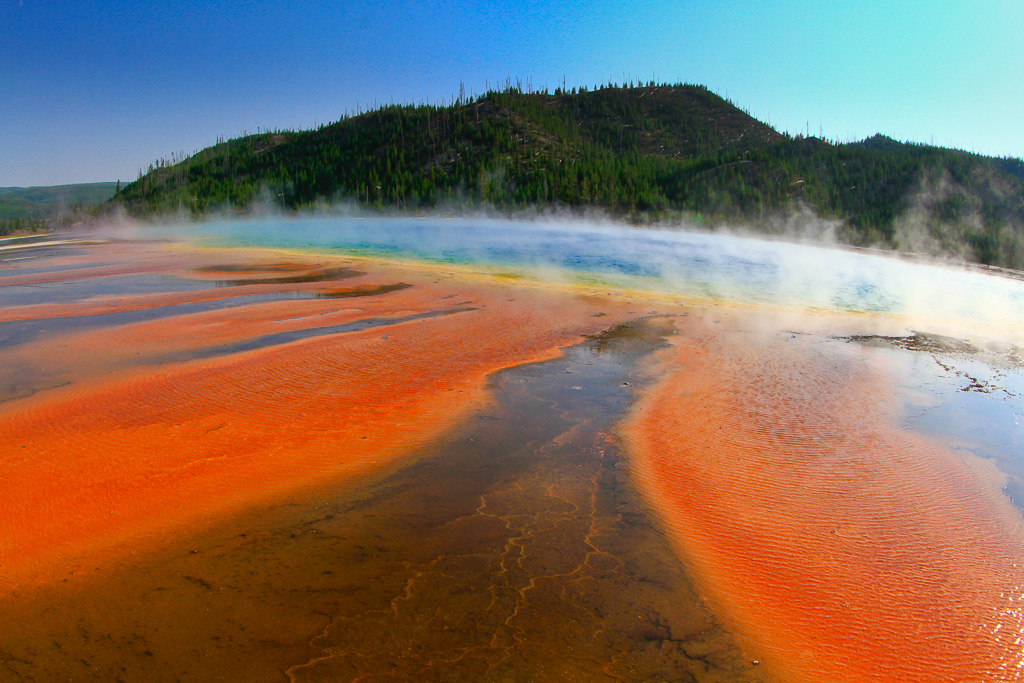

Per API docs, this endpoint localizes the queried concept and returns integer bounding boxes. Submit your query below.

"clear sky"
[2,0,1022,187]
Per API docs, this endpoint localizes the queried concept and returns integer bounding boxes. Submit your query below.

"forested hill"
[116,82,1024,269]
[0,182,118,235]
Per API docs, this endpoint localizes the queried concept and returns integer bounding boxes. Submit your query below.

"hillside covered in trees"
[116,82,1024,269]
[0,183,118,235]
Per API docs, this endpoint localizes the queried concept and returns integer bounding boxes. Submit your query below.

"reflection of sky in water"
[884,343,1024,523]
[903,354,1024,462]
[0,290,322,350]
[895,349,1024,677]
[0,273,211,307]
[196,216,1024,337]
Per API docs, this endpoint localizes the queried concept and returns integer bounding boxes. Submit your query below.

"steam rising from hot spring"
[167,216,1024,343]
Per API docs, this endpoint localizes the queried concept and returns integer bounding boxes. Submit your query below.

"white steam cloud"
[83,213,1024,346]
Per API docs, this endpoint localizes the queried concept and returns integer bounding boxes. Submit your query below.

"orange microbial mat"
[0,241,641,590]
[2,236,1023,682]
[623,313,1024,682]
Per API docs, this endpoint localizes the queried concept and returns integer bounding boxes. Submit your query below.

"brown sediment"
[313,282,412,298]
[0,266,639,593]
[0,316,771,682]
[191,261,315,274]
[210,265,363,286]
[621,311,1024,682]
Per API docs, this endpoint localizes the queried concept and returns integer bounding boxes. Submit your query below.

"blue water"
[187,216,1024,340]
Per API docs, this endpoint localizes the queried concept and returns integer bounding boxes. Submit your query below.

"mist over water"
[190,216,1024,341]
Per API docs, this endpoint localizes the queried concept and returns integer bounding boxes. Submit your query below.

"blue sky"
[2,0,1022,187]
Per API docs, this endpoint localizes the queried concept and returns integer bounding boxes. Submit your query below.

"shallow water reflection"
[846,333,1024,515]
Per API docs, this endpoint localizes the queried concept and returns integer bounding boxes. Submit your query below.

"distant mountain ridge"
[114,83,1024,269]
[0,182,118,222]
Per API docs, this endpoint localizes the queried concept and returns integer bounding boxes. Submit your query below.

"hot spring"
[2,217,1023,682]
[198,216,1024,340]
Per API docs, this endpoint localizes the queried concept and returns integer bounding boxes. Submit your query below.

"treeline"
[1,182,119,236]
[115,82,1024,269]
[0,217,48,236]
